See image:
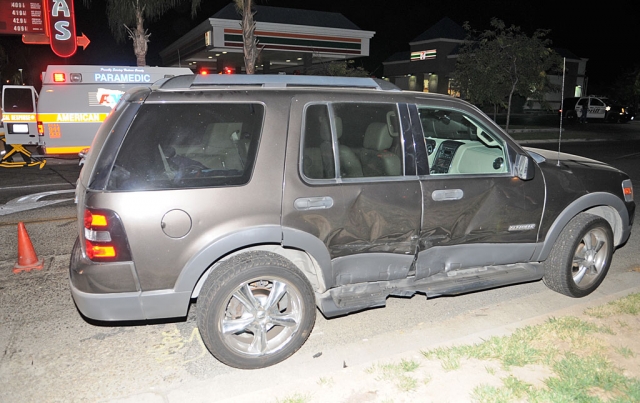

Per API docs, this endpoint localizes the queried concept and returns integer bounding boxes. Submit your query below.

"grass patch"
[366,358,422,392]
[586,293,640,318]
[317,376,334,387]
[614,346,636,359]
[275,393,310,403]
[541,353,634,401]
[472,376,535,403]
[421,347,461,371]
[423,316,612,370]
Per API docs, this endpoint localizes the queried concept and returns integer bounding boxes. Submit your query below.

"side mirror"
[515,154,535,181]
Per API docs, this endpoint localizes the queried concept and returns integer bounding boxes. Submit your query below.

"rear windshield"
[3,87,35,113]
[107,103,264,190]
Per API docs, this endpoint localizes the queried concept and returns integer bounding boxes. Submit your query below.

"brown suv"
[71,75,634,369]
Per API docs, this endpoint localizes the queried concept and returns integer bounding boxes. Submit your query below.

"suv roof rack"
[157,74,400,91]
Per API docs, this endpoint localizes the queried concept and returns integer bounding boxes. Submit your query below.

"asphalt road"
[0,129,639,402]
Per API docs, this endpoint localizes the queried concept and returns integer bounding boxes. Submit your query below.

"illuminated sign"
[411,49,437,61]
[94,73,152,83]
[0,0,44,34]
[45,0,77,57]
[94,67,152,83]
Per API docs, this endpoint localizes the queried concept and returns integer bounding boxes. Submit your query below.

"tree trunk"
[239,0,257,74]
[132,7,148,67]
[505,60,519,132]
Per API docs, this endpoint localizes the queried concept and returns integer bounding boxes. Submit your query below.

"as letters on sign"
[52,0,71,40]
[47,0,77,57]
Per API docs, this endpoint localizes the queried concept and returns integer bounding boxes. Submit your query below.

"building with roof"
[160,3,374,74]
[382,17,588,111]
[382,17,465,95]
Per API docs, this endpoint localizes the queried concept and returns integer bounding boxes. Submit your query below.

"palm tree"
[234,0,258,74]
[84,0,201,66]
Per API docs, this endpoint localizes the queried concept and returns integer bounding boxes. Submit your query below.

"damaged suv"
[71,75,634,369]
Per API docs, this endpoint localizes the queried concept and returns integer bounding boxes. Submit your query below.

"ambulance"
[1,65,192,158]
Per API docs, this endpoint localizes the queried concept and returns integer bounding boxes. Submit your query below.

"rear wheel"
[564,110,577,124]
[197,251,316,369]
[543,213,613,298]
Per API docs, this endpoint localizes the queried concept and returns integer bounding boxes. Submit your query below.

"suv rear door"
[1,85,38,145]
[282,95,423,289]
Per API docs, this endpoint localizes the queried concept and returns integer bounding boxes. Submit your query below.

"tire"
[606,113,620,123]
[196,251,316,369]
[543,213,613,298]
[564,110,577,124]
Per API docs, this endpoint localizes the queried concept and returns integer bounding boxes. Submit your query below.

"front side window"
[301,102,404,180]
[107,103,264,190]
[590,98,605,107]
[418,106,508,175]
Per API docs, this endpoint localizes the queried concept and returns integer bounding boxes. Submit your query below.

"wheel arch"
[534,192,630,261]
[176,226,333,300]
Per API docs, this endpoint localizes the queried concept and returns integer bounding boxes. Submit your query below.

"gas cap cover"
[161,209,192,238]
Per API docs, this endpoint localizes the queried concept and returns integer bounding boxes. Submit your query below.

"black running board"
[317,263,544,318]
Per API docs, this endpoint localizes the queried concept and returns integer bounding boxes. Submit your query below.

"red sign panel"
[45,0,77,57]
[0,0,45,34]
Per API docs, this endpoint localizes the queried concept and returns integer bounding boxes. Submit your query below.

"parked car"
[70,75,635,369]
[560,96,633,123]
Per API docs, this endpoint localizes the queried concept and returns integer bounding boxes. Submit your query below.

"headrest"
[363,122,393,151]
[318,115,331,142]
[318,115,342,141]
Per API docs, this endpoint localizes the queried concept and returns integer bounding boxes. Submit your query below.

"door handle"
[432,189,463,201]
[294,196,334,211]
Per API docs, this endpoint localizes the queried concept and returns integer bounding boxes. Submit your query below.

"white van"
[1,65,192,157]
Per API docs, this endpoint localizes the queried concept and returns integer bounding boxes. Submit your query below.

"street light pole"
[18,69,23,84]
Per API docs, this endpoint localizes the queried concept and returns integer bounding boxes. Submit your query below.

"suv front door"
[412,104,545,279]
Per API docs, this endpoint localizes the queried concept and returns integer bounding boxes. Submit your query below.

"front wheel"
[543,213,613,298]
[197,251,316,369]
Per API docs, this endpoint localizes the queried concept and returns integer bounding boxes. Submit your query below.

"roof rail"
[158,74,399,91]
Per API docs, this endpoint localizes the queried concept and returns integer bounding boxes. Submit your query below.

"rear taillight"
[83,208,132,262]
[37,121,44,136]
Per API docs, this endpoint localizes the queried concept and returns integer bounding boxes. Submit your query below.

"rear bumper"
[69,237,191,321]
[69,282,145,321]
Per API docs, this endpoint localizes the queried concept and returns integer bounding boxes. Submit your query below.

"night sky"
[2,0,638,92]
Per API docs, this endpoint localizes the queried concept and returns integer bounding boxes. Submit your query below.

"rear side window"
[3,88,35,112]
[301,102,404,180]
[107,103,264,190]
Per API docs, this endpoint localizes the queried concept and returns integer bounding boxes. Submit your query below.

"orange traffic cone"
[13,222,44,274]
